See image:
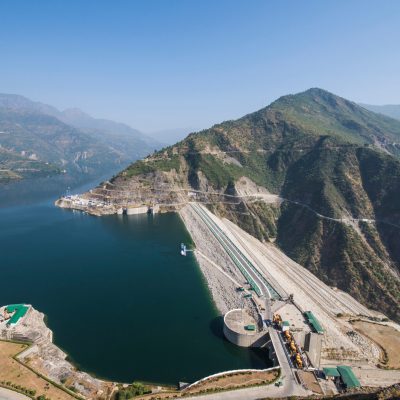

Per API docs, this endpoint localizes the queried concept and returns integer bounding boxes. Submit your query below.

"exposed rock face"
[65,88,400,322]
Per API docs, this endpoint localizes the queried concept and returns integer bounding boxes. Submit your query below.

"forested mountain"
[89,88,400,321]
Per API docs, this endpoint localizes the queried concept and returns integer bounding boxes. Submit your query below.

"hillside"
[0,108,120,183]
[0,94,160,184]
[78,88,400,322]
[0,146,60,183]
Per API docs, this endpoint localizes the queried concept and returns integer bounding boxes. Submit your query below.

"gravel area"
[179,205,257,316]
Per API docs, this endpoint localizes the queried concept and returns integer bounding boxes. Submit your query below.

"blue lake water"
[0,193,270,384]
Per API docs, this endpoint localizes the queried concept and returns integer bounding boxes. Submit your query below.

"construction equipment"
[295,353,303,368]
[273,313,282,326]
[289,340,297,353]
[284,330,292,341]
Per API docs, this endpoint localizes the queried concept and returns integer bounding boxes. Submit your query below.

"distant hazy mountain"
[58,107,160,145]
[55,107,162,160]
[360,103,400,121]
[0,93,60,116]
[96,88,400,321]
[0,93,161,184]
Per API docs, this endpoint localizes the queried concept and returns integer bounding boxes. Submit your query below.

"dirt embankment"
[351,320,400,369]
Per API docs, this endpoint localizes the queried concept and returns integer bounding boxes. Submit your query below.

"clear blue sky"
[0,0,399,134]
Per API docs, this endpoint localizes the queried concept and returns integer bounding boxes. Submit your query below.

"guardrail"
[185,367,280,390]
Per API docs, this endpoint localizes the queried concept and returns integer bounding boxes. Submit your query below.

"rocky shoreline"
[0,305,113,398]
[179,205,259,318]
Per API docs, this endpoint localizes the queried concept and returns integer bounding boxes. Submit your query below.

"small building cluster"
[323,366,361,390]
[0,304,29,326]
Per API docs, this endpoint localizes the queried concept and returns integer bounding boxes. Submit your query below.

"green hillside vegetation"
[112,88,400,321]
[124,155,181,178]
[0,147,60,183]
[269,88,400,146]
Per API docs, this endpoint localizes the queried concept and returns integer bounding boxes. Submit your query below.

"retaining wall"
[185,366,280,390]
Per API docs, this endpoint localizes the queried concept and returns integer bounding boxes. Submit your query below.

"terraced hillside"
[83,88,400,321]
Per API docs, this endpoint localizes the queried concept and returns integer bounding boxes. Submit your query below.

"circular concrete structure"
[223,309,268,347]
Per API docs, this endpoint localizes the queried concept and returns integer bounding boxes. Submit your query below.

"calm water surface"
[0,196,270,384]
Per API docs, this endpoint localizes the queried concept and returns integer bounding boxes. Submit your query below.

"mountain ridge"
[81,88,400,321]
[0,93,161,184]
[360,103,400,122]
[0,93,158,145]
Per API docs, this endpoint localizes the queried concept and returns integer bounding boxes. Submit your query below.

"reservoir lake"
[0,197,270,384]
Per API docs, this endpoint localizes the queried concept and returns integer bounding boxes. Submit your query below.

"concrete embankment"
[55,197,161,216]
[55,198,116,215]
[179,205,257,315]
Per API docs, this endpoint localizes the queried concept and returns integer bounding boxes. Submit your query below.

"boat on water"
[180,243,187,256]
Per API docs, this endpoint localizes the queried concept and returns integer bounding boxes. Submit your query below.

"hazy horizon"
[1,0,400,137]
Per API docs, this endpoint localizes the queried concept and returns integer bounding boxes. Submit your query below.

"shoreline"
[0,308,276,400]
[0,206,272,399]
[178,205,263,332]
[3,203,400,398]
[179,206,246,315]
[0,305,112,398]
